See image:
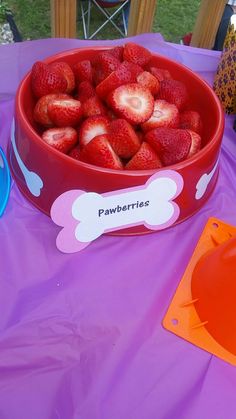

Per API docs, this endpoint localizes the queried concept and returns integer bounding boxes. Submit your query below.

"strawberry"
[123,42,152,67]
[77,81,96,103]
[69,145,89,163]
[42,127,78,153]
[93,52,120,81]
[145,127,191,166]
[126,142,162,170]
[96,62,136,99]
[187,130,202,157]
[108,119,141,159]
[49,61,75,93]
[159,79,188,110]
[179,110,202,134]
[148,67,172,82]
[31,61,67,98]
[33,93,70,127]
[136,131,144,142]
[137,71,160,95]
[82,95,107,118]
[68,145,81,161]
[141,99,179,132]
[79,115,110,148]
[93,68,106,86]
[107,83,154,125]
[47,98,83,127]
[109,45,124,61]
[84,134,123,170]
[121,61,143,79]
[73,60,93,83]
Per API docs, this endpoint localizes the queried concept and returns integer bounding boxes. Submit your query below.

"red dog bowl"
[9,46,224,235]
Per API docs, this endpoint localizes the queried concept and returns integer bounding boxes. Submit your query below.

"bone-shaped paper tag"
[51,170,183,253]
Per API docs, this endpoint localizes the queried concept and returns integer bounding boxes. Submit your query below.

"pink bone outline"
[51,170,184,253]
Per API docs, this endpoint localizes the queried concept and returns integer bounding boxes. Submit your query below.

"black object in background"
[6,12,22,42]
[213,4,234,51]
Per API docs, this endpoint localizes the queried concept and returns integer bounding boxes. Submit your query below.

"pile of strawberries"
[30,42,203,170]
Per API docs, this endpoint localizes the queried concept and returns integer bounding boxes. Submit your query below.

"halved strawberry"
[108,119,141,159]
[107,83,154,125]
[79,115,110,148]
[73,60,93,83]
[148,66,172,82]
[77,81,96,103]
[137,71,160,95]
[82,95,107,118]
[145,127,191,166]
[33,93,70,127]
[141,99,179,132]
[123,42,152,67]
[49,61,75,93]
[126,142,162,170]
[179,110,202,134]
[47,98,83,127]
[96,62,136,99]
[159,79,188,110]
[187,130,202,157]
[84,134,123,170]
[42,127,78,153]
[31,61,67,98]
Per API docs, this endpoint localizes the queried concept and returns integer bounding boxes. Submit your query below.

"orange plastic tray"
[163,217,236,366]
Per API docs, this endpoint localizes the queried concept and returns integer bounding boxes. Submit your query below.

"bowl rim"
[15,45,225,177]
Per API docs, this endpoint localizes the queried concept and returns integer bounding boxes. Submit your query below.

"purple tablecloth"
[1,33,236,419]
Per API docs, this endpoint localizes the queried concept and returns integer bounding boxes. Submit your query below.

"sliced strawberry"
[187,130,202,157]
[82,95,107,118]
[96,62,136,99]
[42,127,78,154]
[137,71,160,95]
[108,119,141,159]
[49,61,75,93]
[109,45,124,61]
[141,99,179,132]
[159,79,188,110]
[107,83,154,125]
[145,127,191,166]
[47,98,83,127]
[179,110,202,134]
[73,60,93,83]
[33,93,70,127]
[31,61,67,98]
[84,134,123,170]
[77,81,96,103]
[79,115,110,148]
[148,67,172,82]
[126,142,162,170]
[123,42,152,67]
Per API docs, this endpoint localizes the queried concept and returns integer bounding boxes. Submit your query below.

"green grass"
[6,0,200,44]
